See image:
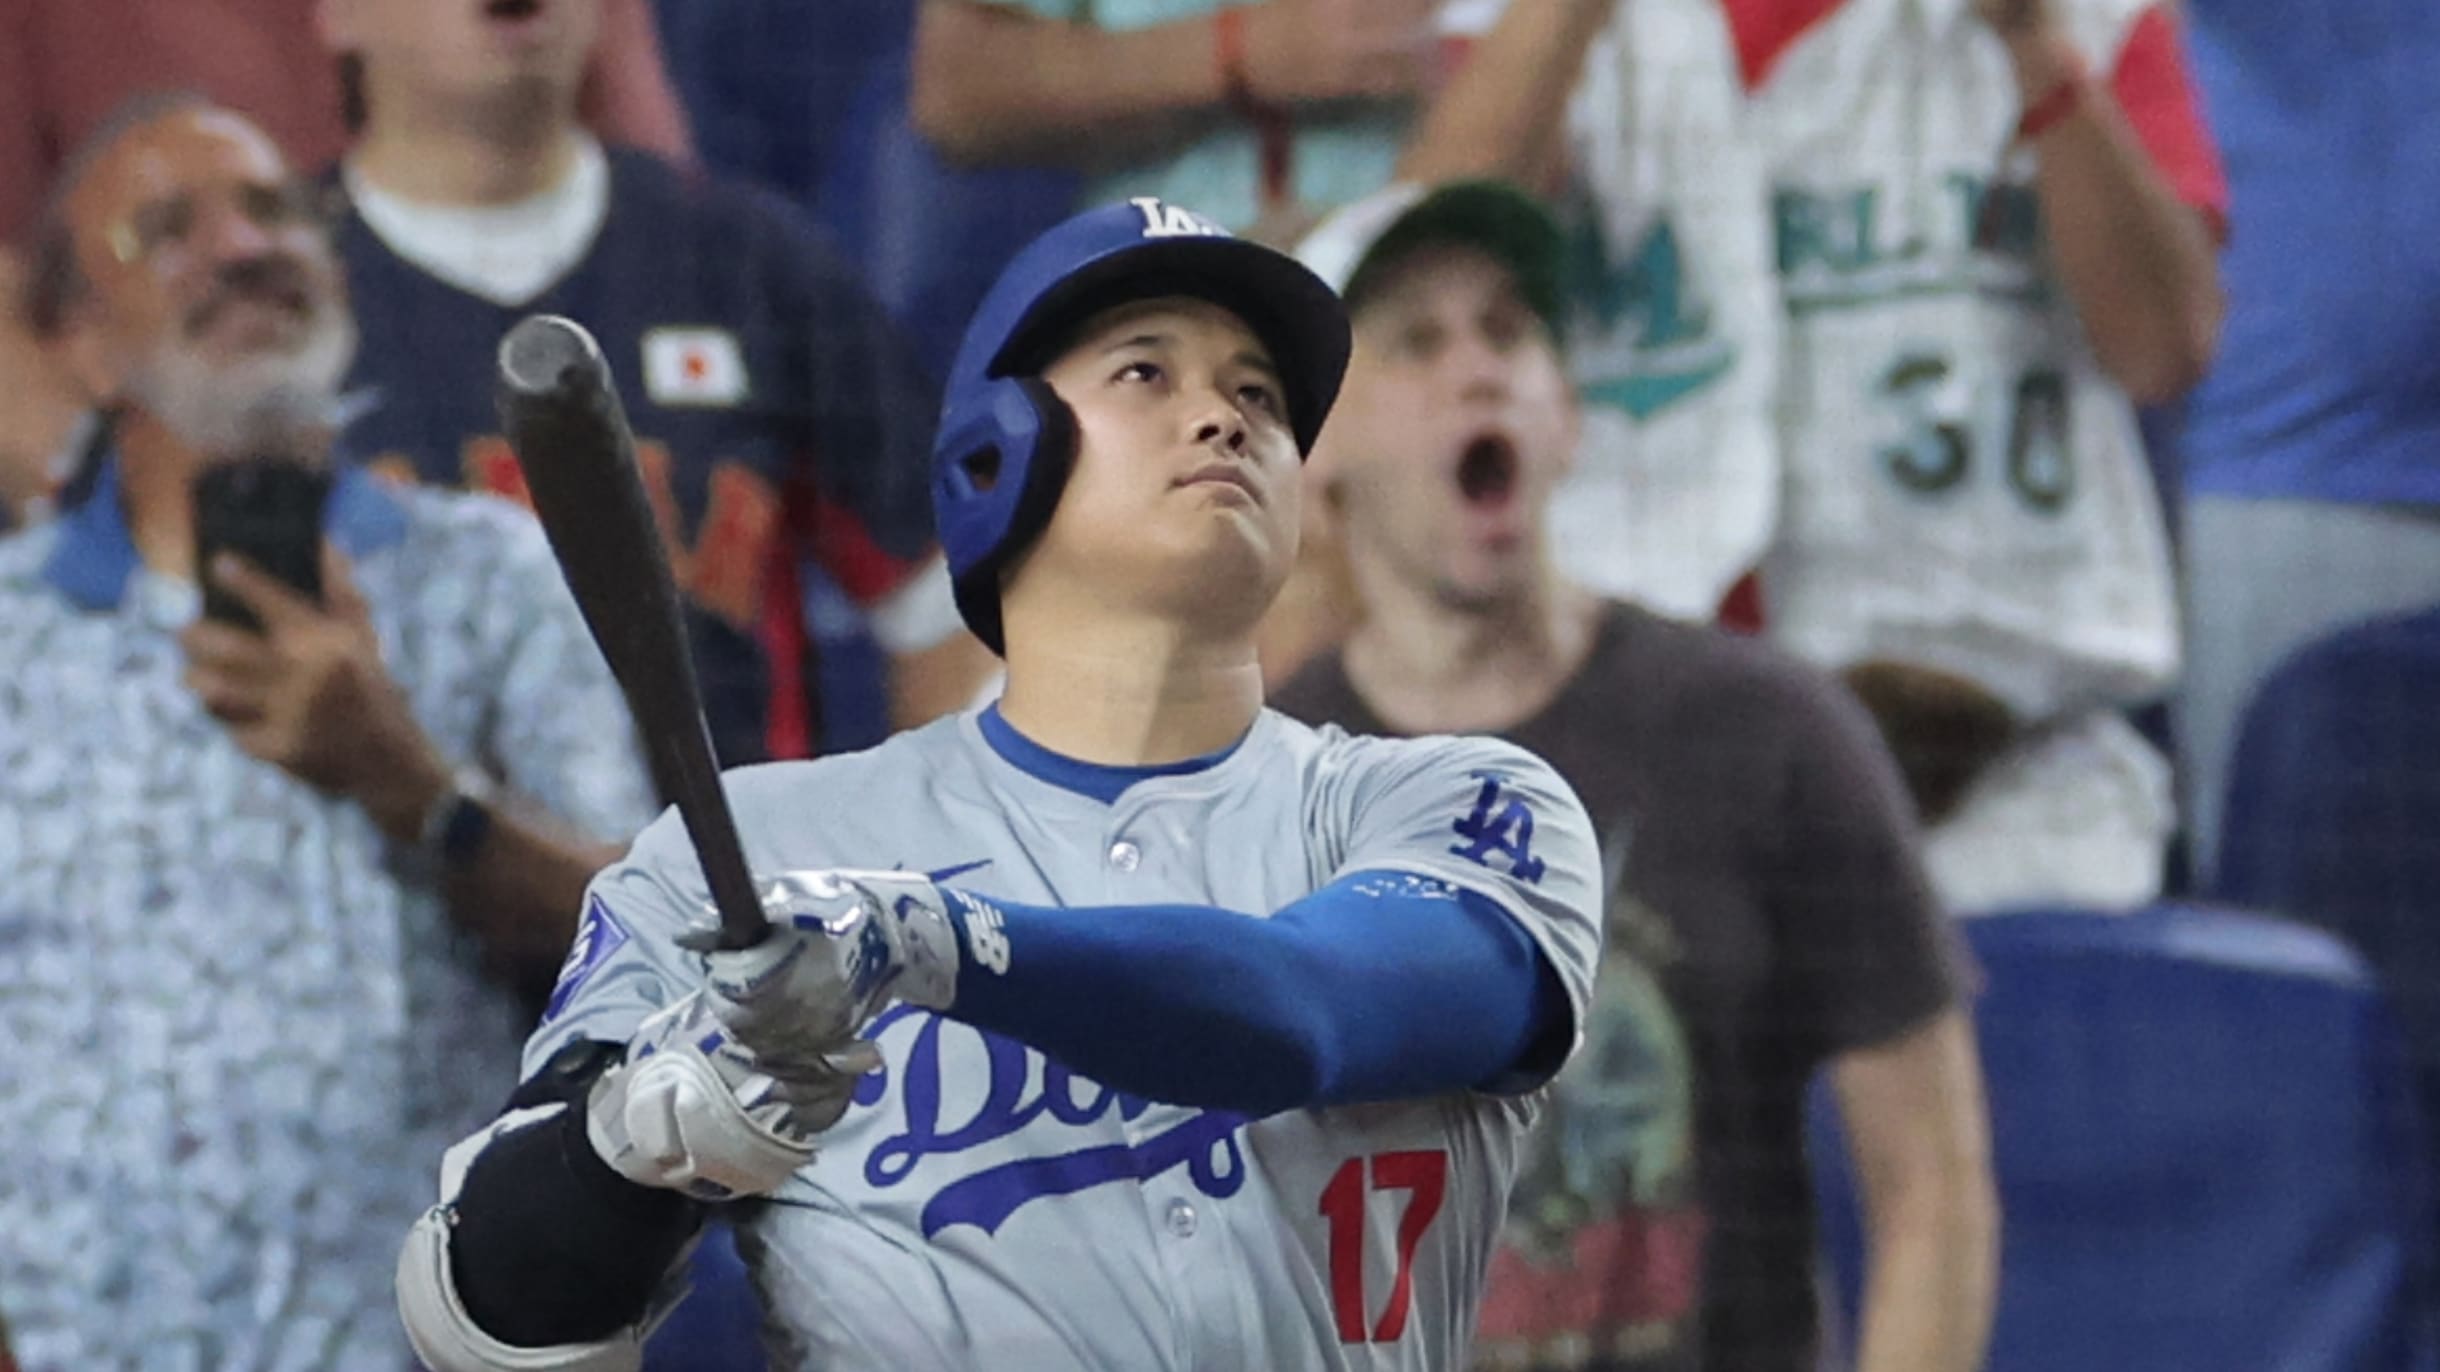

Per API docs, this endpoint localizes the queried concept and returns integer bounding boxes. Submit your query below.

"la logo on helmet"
[1130,197,1227,240]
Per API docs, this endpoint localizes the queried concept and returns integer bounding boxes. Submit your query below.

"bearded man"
[0,95,657,1368]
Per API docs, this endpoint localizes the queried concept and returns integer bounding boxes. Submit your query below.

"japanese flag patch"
[642,327,749,407]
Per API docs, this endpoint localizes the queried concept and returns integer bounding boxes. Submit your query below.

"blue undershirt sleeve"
[936,870,1569,1116]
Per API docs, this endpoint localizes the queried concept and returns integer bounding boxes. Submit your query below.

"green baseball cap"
[1294,179,1568,343]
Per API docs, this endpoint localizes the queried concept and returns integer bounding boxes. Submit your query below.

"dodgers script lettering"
[847,1005,1251,1238]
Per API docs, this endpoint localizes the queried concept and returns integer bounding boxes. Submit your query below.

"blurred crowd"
[1,0,2435,1368]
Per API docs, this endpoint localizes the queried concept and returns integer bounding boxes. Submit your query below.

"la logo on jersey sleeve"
[1450,770,1548,884]
[642,327,749,407]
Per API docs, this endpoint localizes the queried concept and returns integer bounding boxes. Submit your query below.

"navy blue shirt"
[335,148,942,764]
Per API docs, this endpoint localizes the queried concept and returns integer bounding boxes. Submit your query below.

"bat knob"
[498,314,609,399]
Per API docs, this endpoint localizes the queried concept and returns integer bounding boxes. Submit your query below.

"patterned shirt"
[0,459,657,1371]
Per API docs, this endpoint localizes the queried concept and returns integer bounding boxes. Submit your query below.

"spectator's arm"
[910,0,1228,167]
[578,0,695,164]
[244,611,624,988]
[324,616,630,987]
[912,0,1436,170]
[2008,9,2224,403]
[1832,1011,2000,1372]
[1394,0,1615,192]
[1765,657,1989,1369]
[434,810,627,990]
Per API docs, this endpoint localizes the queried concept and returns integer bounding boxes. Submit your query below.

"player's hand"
[1241,0,1438,107]
[180,545,454,838]
[586,991,881,1200]
[695,871,973,1062]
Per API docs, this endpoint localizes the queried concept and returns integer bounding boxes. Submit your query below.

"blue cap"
[945,198,1350,453]
[931,198,1351,652]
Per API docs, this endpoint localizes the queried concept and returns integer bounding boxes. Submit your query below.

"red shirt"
[0,0,693,241]
[1721,0,2227,229]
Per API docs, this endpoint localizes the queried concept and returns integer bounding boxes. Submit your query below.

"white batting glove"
[586,991,878,1202]
[696,870,983,1065]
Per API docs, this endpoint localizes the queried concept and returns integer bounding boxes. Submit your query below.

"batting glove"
[587,991,878,1201]
[696,870,974,1065]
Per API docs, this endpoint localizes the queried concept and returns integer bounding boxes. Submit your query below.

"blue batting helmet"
[931,197,1351,653]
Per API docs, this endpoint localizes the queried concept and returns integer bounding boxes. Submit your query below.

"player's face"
[1319,245,1578,612]
[323,0,601,112]
[61,109,358,454]
[1026,297,1302,633]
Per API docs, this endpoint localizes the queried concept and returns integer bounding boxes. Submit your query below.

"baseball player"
[395,197,1604,1371]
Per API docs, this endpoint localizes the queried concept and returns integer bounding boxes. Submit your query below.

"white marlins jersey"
[1746,0,2181,723]
[532,709,1603,1370]
[1733,0,2195,910]
[1550,0,1786,621]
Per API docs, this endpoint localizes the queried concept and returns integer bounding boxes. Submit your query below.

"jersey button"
[1108,840,1142,872]
[1164,1198,1198,1238]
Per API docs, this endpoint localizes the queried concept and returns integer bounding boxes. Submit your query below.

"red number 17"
[1319,1149,1449,1344]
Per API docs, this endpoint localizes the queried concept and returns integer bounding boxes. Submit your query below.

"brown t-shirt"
[1274,601,1966,1372]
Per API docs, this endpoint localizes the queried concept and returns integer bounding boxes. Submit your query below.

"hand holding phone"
[192,456,330,630]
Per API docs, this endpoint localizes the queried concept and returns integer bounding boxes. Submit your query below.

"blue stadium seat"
[2215,608,2440,1152]
[1809,905,2439,1372]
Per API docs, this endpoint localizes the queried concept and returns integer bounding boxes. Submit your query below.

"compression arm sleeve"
[941,870,1570,1116]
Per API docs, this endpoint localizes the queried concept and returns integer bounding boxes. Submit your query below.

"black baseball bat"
[495,314,770,952]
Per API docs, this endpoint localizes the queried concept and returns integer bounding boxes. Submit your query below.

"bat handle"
[681,804,773,953]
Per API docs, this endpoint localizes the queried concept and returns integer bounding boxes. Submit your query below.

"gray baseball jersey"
[532,707,1603,1370]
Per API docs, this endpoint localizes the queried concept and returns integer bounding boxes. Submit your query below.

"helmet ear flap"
[934,375,1079,654]
[1000,376,1076,557]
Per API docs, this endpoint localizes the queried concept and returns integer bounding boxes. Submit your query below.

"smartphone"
[192,457,330,631]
